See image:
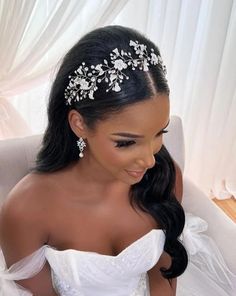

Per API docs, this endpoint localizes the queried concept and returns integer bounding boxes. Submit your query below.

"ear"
[68,109,88,138]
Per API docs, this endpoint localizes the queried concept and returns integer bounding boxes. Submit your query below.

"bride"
[0,25,235,296]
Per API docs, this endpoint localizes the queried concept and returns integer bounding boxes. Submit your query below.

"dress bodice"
[1,212,235,296]
[46,229,165,296]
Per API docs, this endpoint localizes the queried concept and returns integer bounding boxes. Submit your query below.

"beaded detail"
[64,40,166,105]
[52,271,149,296]
[46,229,165,296]
[52,270,80,296]
[131,273,150,296]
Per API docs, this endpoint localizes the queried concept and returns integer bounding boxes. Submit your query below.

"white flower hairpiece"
[64,40,166,105]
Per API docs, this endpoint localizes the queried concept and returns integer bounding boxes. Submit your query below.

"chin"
[121,176,143,186]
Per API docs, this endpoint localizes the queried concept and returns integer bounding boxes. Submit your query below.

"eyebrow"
[111,120,170,138]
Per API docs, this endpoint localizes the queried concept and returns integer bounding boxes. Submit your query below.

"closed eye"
[114,130,168,148]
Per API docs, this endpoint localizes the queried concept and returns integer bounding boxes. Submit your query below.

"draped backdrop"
[0,0,235,198]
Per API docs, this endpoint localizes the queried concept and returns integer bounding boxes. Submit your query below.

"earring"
[77,137,86,158]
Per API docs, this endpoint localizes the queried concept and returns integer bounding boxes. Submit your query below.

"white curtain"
[0,0,128,137]
[1,0,235,198]
[164,0,236,199]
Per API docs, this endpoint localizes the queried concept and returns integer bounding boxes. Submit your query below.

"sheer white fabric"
[0,0,128,138]
[0,245,47,295]
[177,213,236,295]
[0,212,235,295]
[0,0,128,97]
[0,97,32,140]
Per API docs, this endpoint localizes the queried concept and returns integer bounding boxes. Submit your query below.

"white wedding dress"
[0,213,235,296]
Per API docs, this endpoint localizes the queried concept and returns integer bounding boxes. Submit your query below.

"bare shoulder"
[1,172,56,221]
[0,173,57,266]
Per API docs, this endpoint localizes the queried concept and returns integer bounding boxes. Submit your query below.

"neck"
[69,158,131,201]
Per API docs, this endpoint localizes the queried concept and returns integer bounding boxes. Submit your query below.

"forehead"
[96,95,169,133]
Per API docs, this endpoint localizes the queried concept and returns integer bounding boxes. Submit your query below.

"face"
[82,94,170,185]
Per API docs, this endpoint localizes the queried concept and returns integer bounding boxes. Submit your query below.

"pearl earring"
[77,137,86,158]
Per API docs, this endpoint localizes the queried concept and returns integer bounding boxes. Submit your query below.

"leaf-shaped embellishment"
[112,48,120,56]
[113,82,121,92]
[95,64,104,75]
[77,67,83,74]
[88,90,94,100]
[110,74,117,82]
[143,59,149,71]
[140,44,147,52]
[129,40,137,47]
[150,53,158,64]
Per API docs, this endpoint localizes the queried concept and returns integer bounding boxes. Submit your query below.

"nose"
[136,144,156,169]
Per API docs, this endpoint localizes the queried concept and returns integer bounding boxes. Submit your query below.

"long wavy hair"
[32,25,188,279]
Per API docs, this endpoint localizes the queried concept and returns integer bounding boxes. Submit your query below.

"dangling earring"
[77,137,86,158]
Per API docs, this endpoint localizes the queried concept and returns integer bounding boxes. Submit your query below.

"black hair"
[32,25,188,280]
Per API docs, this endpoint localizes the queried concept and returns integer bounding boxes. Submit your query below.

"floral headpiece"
[64,40,166,105]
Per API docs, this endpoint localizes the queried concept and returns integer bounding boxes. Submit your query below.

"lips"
[126,170,146,178]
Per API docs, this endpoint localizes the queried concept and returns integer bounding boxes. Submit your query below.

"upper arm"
[0,179,57,296]
[148,251,176,296]
[173,161,183,203]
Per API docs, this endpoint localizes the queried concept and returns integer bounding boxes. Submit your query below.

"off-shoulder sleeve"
[0,245,48,295]
[177,212,236,296]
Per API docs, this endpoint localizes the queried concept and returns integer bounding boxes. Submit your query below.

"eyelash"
[114,130,168,148]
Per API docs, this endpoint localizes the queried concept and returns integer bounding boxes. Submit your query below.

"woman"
[0,25,234,296]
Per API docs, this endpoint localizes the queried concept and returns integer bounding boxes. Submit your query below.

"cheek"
[90,138,131,167]
[102,146,131,167]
